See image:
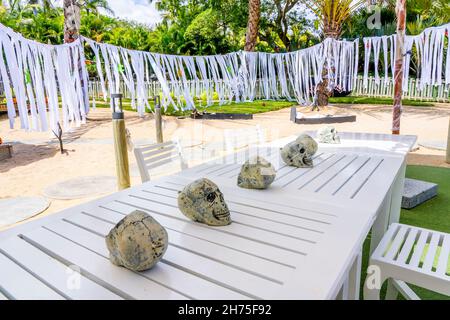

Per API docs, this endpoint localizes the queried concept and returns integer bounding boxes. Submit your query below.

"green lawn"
[330,96,435,107]
[360,165,450,300]
[91,96,436,116]
[92,99,297,116]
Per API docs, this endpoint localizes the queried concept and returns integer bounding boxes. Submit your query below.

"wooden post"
[446,118,450,164]
[392,0,407,135]
[155,96,163,144]
[112,94,131,190]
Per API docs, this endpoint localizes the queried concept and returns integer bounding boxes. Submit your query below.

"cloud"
[100,0,162,27]
[52,0,162,27]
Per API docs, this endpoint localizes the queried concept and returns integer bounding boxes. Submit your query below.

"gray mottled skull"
[237,156,277,189]
[280,140,313,168]
[106,210,168,272]
[178,178,231,226]
[296,133,318,156]
[317,126,341,144]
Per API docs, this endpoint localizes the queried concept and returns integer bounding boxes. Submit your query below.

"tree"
[81,0,114,15]
[392,0,406,134]
[244,0,260,51]
[303,0,364,107]
[63,0,81,43]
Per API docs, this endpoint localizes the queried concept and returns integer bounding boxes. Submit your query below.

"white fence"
[352,76,450,102]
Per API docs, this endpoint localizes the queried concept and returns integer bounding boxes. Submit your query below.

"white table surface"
[0,133,416,300]
[0,174,376,300]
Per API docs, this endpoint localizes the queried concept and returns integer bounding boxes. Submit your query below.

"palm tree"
[244,0,260,52]
[303,0,364,107]
[63,0,81,43]
[82,0,114,15]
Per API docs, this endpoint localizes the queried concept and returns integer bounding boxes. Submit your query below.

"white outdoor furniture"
[364,223,450,300]
[223,125,265,153]
[179,146,405,256]
[0,174,373,300]
[134,140,187,183]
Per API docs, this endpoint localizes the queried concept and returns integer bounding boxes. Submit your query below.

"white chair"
[223,125,266,153]
[134,140,187,183]
[364,223,449,300]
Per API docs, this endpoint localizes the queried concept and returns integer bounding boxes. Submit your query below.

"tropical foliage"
[0,0,447,54]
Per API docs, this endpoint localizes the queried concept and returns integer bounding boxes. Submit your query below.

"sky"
[99,0,162,26]
[51,0,162,26]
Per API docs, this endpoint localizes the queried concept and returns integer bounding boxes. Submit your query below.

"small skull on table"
[178,178,231,226]
[317,126,341,144]
[237,156,277,189]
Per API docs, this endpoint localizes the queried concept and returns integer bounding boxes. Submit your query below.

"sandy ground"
[0,103,449,230]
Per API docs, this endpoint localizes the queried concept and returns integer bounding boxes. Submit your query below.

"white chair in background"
[134,139,188,183]
[223,125,266,153]
[364,223,449,300]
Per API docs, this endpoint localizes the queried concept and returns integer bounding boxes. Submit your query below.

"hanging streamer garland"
[82,37,359,113]
[363,23,450,91]
[0,19,359,130]
[0,23,89,132]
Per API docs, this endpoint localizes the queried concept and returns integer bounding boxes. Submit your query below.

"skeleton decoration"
[106,210,168,272]
[296,133,318,156]
[317,126,341,144]
[178,178,231,226]
[237,156,277,189]
[280,140,313,168]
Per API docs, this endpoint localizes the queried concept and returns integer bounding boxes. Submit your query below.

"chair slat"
[436,235,449,276]
[396,228,419,264]
[138,141,174,153]
[409,230,429,268]
[422,232,441,272]
[142,144,176,158]
[384,226,408,260]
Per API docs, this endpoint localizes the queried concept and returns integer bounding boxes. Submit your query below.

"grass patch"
[360,165,450,300]
[92,99,297,116]
[330,96,435,107]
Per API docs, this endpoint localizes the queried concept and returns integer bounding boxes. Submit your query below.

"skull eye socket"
[206,192,216,202]
[299,147,305,153]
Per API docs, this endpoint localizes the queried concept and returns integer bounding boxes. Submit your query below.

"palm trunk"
[392,0,406,135]
[315,30,339,108]
[244,0,260,52]
[63,0,81,43]
[64,0,88,113]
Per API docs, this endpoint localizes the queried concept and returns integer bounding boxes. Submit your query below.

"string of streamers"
[363,23,450,91]
[83,37,359,114]
[0,23,89,132]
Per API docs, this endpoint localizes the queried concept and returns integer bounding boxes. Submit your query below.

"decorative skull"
[317,126,341,144]
[105,210,168,272]
[296,133,318,156]
[237,156,277,189]
[280,140,313,168]
[178,178,231,226]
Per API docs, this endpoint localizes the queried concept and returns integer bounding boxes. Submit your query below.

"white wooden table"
[180,146,404,252]
[0,174,373,300]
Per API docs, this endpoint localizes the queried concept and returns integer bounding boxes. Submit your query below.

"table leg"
[388,159,406,225]
[370,191,392,255]
[347,248,362,300]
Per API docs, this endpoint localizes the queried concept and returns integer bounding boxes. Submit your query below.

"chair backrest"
[223,125,265,153]
[134,139,187,183]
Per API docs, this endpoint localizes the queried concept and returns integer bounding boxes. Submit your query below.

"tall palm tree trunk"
[63,0,81,43]
[392,0,406,134]
[244,0,260,52]
[64,0,88,112]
